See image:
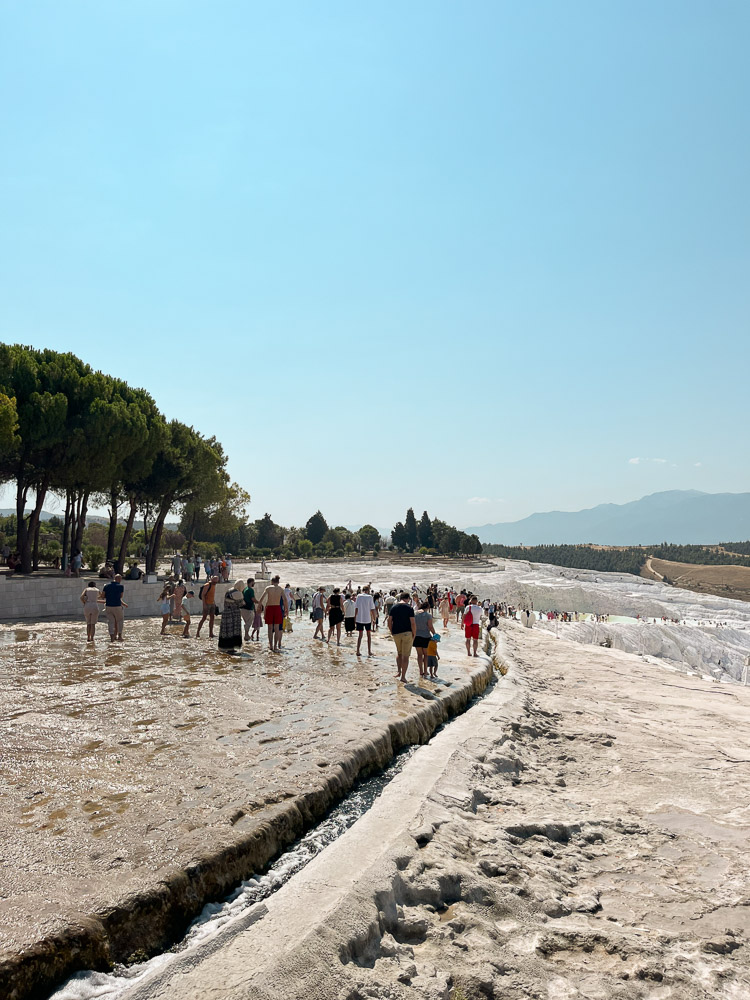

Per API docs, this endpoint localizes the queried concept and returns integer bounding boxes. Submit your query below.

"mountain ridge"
[466,490,750,546]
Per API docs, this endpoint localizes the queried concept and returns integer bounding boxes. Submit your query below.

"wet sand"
[0,614,492,999]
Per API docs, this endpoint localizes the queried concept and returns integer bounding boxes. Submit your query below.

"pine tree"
[391,521,407,550]
[305,510,328,545]
[405,508,418,552]
[418,511,433,549]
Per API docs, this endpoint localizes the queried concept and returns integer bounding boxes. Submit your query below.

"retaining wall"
[0,576,271,624]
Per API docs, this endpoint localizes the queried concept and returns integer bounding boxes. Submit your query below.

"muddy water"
[0,614,489,999]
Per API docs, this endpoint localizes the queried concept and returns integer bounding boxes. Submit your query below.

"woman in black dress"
[326,587,345,646]
[218,580,244,652]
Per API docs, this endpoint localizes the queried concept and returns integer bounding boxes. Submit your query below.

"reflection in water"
[0,628,37,645]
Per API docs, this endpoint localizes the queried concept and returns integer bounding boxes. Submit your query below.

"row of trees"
[649,542,750,565]
[481,543,648,575]
[224,510,383,560]
[391,508,482,556]
[481,541,750,576]
[720,541,750,556]
[0,345,248,574]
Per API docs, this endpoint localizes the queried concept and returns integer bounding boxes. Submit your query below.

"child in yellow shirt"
[427,634,440,678]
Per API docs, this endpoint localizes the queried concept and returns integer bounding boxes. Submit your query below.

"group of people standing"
[78,566,498,677]
[169,552,234,583]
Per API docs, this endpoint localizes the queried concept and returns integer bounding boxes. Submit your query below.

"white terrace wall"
[0,576,271,624]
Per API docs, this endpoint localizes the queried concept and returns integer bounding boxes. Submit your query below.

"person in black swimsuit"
[326,587,345,646]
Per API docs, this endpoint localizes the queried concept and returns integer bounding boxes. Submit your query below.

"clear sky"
[1,1,748,531]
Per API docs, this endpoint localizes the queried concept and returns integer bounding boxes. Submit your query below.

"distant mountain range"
[0,510,180,531]
[466,491,750,546]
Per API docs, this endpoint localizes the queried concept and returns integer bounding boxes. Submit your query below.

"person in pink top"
[464,595,482,657]
[455,591,467,624]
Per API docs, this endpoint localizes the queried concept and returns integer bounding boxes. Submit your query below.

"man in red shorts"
[258,575,288,652]
[464,595,482,657]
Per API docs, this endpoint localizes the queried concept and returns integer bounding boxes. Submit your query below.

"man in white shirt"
[355,584,375,656]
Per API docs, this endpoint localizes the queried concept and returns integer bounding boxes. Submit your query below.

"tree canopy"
[389,509,482,557]
[0,344,246,573]
[305,510,328,545]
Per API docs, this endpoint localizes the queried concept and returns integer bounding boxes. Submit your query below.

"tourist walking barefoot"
[157,584,173,634]
[455,591,466,624]
[259,575,287,651]
[196,575,219,638]
[241,578,256,641]
[355,584,375,656]
[343,593,356,638]
[413,601,435,677]
[218,580,244,652]
[426,635,440,677]
[101,574,127,641]
[464,595,482,657]
[312,586,327,641]
[439,592,451,630]
[180,590,194,637]
[251,603,263,641]
[388,592,416,681]
[327,587,344,645]
[80,581,101,641]
[172,577,187,622]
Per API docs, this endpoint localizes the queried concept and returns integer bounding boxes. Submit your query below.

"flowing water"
[50,743,419,1000]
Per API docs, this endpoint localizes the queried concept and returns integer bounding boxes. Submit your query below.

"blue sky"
[1,1,748,530]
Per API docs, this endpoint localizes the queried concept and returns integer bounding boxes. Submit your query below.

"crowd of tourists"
[78,566,527,679]
[203,578,512,680]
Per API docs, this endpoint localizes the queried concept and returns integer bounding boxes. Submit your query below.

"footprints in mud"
[338,690,749,1000]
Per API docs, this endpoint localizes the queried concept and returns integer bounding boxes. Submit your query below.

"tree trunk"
[186,511,197,557]
[142,505,150,562]
[73,490,89,555]
[106,489,119,563]
[15,478,28,569]
[32,517,40,571]
[147,504,170,574]
[116,498,138,574]
[61,492,71,571]
[69,493,78,563]
[19,474,50,574]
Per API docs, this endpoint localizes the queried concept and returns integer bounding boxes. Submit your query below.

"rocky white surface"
[107,620,750,1000]
[252,556,750,683]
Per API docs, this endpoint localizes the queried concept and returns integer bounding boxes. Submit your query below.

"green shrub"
[83,545,106,572]
[40,540,62,565]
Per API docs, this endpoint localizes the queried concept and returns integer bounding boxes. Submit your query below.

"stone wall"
[0,576,271,624]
